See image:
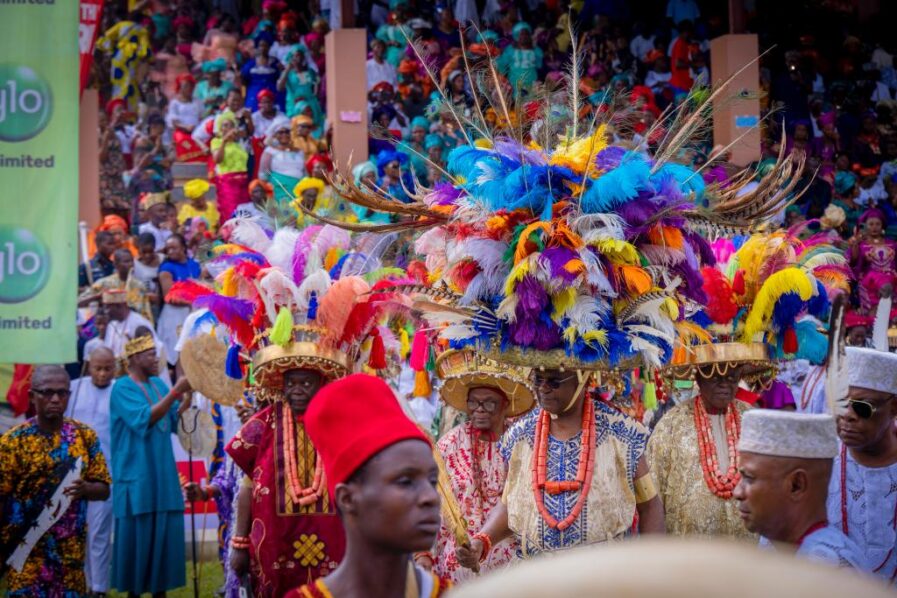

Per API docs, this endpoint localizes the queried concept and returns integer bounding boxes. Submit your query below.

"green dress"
[109,376,185,594]
[285,68,323,126]
[376,23,412,67]
[193,79,234,116]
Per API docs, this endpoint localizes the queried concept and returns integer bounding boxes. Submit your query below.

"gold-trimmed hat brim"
[436,349,535,417]
[666,342,773,379]
[480,345,640,372]
[253,342,349,388]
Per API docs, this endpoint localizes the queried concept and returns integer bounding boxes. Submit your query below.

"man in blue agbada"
[109,335,193,596]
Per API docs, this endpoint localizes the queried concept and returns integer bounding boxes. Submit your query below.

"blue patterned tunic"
[499,400,649,556]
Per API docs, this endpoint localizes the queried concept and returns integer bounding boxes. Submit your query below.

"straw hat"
[435,349,535,417]
[252,325,350,389]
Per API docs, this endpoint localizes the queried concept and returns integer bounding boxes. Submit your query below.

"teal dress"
[496,46,543,96]
[376,23,411,67]
[194,79,234,116]
[285,68,323,126]
[109,376,185,594]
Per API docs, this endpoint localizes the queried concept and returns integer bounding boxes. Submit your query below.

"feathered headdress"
[302,30,805,378]
[168,221,410,394]
[668,226,850,379]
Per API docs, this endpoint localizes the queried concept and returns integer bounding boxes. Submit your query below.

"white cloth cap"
[738,409,838,459]
[846,346,897,394]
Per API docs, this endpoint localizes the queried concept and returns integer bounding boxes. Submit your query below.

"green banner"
[0,2,79,363]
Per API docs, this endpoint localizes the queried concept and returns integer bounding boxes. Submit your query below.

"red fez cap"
[305,373,430,498]
[256,88,276,103]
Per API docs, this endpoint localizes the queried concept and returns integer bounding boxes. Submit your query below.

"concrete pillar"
[325,29,369,173]
[710,34,760,167]
[79,89,100,228]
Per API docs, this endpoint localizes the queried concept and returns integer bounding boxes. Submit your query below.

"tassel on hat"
[413,369,432,397]
[225,344,243,379]
[368,328,387,369]
[410,329,428,371]
[270,307,293,346]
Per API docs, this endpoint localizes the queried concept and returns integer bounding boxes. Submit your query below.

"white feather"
[231,220,272,253]
[566,295,611,334]
[621,297,677,340]
[312,225,351,257]
[496,294,519,323]
[873,296,892,352]
[294,269,332,323]
[573,213,627,242]
[263,228,301,272]
[257,269,302,323]
[825,298,850,417]
[579,249,616,297]
[441,324,479,341]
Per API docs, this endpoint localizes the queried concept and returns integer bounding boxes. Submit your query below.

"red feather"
[448,260,481,291]
[701,268,739,324]
[166,280,214,304]
[783,327,798,354]
[732,269,745,295]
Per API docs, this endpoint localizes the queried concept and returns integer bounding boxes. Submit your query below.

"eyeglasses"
[532,373,577,390]
[848,399,882,420]
[466,399,501,413]
[32,388,71,399]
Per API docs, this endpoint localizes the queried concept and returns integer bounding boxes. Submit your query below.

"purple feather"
[672,262,708,304]
[617,196,660,235]
[684,230,716,266]
[291,225,323,284]
[540,247,580,283]
[515,275,549,318]
[425,182,464,207]
[193,294,255,323]
[594,146,626,171]
[492,137,548,166]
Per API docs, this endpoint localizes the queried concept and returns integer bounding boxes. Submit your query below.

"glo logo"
[0,64,52,142]
[0,226,50,303]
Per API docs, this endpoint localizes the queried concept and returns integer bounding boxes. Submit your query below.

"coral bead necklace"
[531,397,595,530]
[281,403,326,506]
[693,396,741,499]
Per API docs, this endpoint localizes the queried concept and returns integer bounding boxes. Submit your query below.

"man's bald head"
[87,347,117,388]
[31,364,70,389]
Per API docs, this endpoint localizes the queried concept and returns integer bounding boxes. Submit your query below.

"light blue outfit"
[496,45,543,97]
[110,376,185,595]
[798,526,868,569]
[828,447,897,585]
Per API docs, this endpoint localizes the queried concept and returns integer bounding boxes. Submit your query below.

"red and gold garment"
[433,422,518,582]
[226,402,345,597]
[288,565,451,598]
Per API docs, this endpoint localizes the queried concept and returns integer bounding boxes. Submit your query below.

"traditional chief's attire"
[226,401,346,595]
[435,422,518,581]
[0,419,111,597]
[109,372,185,594]
[740,409,867,571]
[826,347,897,584]
[501,400,649,556]
[65,377,115,594]
[648,397,754,538]
[430,350,533,581]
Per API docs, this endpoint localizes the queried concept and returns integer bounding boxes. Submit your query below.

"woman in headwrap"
[375,9,412,68]
[96,14,152,112]
[166,74,207,162]
[832,171,864,233]
[259,119,306,204]
[129,113,174,201]
[398,116,431,179]
[278,48,323,124]
[240,31,283,111]
[850,207,897,312]
[290,114,327,157]
[87,215,138,258]
[376,149,414,203]
[496,22,543,98]
[351,162,393,224]
[811,111,841,182]
[306,154,357,224]
[290,176,327,227]
[211,111,250,221]
[194,58,234,116]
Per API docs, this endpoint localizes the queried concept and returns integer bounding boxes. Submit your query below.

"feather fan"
[825,295,849,417]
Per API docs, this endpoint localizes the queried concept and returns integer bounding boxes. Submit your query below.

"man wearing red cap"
[289,374,450,597]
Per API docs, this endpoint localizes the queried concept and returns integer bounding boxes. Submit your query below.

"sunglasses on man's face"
[848,398,886,420]
[32,388,71,400]
[532,373,577,390]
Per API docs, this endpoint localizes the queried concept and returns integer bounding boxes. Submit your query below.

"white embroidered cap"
[738,409,838,459]
[846,347,897,394]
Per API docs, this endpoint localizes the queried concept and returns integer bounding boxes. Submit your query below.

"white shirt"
[66,377,113,464]
[366,57,397,91]
[102,310,158,360]
[137,222,172,251]
[630,35,655,61]
[270,42,300,65]
[252,108,286,140]
[166,97,204,130]
[261,146,306,179]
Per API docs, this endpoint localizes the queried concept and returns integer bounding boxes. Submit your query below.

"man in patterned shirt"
[0,365,111,597]
[734,409,867,570]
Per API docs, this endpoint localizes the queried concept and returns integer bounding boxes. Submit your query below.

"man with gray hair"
[734,409,866,570]
[66,346,117,596]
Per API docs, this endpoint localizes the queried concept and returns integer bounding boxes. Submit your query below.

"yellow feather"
[592,239,640,265]
[220,268,238,297]
[582,329,608,347]
[551,287,577,322]
[674,320,713,346]
[549,124,608,177]
[743,268,814,340]
[504,255,533,296]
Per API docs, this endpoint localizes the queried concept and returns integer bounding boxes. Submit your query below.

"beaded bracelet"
[413,551,434,565]
[231,535,251,550]
[472,532,492,563]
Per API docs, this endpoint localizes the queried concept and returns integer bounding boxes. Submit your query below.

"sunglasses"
[532,373,577,390]
[848,399,882,420]
[32,388,71,399]
[466,399,502,413]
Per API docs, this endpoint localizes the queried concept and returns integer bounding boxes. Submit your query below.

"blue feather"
[807,280,830,318]
[651,163,705,200]
[225,344,243,379]
[581,153,652,213]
